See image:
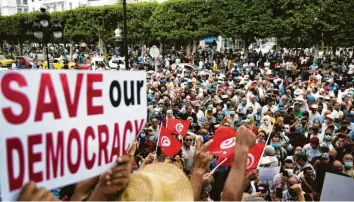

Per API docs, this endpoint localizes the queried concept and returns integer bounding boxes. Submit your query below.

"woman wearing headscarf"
[245,114,258,135]
[258,115,274,135]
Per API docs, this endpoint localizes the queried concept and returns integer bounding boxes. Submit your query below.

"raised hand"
[18,181,58,201]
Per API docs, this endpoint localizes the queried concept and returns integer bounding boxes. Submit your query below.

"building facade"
[0,0,29,16]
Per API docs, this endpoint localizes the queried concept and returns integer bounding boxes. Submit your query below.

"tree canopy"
[0,0,353,49]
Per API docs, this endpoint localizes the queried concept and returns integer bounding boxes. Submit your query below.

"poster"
[0,70,147,200]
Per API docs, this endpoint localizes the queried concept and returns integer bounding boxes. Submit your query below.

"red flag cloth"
[208,126,237,155]
[245,142,266,174]
[208,127,237,166]
[166,118,190,136]
[216,142,266,168]
[158,126,182,157]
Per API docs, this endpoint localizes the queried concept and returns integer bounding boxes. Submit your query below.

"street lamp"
[33,7,62,69]
[114,0,128,70]
[115,26,123,41]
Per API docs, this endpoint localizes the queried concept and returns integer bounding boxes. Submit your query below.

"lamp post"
[33,8,62,69]
[114,0,128,70]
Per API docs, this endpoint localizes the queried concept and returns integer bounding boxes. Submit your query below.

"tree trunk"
[192,40,197,54]
[314,43,320,60]
[18,38,23,56]
[98,35,105,56]
[69,41,74,61]
[243,36,249,59]
[186,41,192,56]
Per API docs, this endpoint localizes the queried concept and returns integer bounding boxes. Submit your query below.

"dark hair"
[284,159,294,165]
[296,151,308,162]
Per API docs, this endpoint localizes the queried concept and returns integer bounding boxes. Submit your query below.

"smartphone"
[276,188,283,198]
[283,170,289,177]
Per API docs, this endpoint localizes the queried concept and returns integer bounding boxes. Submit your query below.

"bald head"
[333,160,344,173]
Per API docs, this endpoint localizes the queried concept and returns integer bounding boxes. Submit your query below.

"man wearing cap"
[303,137,321,161]
[309,104,321,127]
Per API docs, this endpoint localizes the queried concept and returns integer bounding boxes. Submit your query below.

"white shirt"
[348,64,354,74]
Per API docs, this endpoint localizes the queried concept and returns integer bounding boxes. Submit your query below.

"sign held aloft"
[0,70,147,201]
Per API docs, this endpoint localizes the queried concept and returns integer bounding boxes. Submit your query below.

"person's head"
[167,110,173,118]
[296,152,308,167]
[343,153,353,169]
[183,135,193,147]
[187,116,193,123]
[333,160,344,173]
[271,136,281,149]
[310,136,320,149]
[283,159,295,174]
[303,167,314,180]
[203,122,209,130]
[247,107,253,114]
[257,131,266,142]
[287,177,299,196]
[151,118,158,128]
[186,105,193,114]
[217,111,224,120]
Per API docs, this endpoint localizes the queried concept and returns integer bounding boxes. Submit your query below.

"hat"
[310,136,319,144]
[326,114,334,120]
[307,95,316,104]
[310,104,318,109]
[119,163,193,201]
[194,102,201,107]
[264,145,275,156]
[294,89,304,96]
[260,156,277,165]
[294,95,305,102]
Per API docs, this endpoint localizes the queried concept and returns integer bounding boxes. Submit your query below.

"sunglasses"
[185,139,192,142]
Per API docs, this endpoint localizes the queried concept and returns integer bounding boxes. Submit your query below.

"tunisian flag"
[208,127,237,166]
[158,126,182,157]
[166,118,190,136]
[245,142,266,173]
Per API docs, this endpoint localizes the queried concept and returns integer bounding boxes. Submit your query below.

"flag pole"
[256,123,274,168]
[211,158,228,173]
[154,122,163,162]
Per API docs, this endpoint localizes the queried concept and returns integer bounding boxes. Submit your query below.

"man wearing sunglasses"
[182,134,195,174]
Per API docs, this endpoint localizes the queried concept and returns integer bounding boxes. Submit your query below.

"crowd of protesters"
[1,48,354,201]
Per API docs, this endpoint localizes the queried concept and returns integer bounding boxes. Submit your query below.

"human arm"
[291,184,305,202]
[221,126,256,201]
[190,138,213,201]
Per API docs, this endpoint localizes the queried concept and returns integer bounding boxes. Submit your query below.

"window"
[32,7,35,11]
[24,8,28,13]
[69,2,72,9]
[17,8,22,13]
[61,3,64,11]
[17,0,21,5]
[53,4,56,11]
[23,0,27,5]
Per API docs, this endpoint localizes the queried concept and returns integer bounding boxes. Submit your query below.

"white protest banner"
[258,166,280,181]
[0,70,147,200]
[320,172,354,201]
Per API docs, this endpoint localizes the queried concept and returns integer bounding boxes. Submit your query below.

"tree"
[149,0,215,51]
[211,0,275,57]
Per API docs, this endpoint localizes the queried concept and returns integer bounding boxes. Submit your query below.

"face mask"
[148,136,155,142]
[257,110,262,114]
[217,115,224,120]
[325,135,332,141]
[285,168,294,175]
[140,133,146,138]
[242,102,246,106]
[344,161,353,168]
[272,143,280,149]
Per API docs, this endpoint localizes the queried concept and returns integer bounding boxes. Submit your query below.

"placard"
[259,166,280,181]
[320,172,354,201]
[0,70,147,200]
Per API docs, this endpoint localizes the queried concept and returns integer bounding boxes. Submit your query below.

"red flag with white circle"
[166,118,190,136]
[158,125,182,157]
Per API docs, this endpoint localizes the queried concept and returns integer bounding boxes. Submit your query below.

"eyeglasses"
[185,139,192,142]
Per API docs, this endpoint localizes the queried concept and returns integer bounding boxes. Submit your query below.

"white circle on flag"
[161,136,171,147]
[176,123,184,133]
[220,137,236,149]
[246,153,255,169]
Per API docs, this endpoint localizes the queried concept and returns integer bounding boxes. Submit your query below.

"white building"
[28,0,161,13]
[0,0,29,16]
